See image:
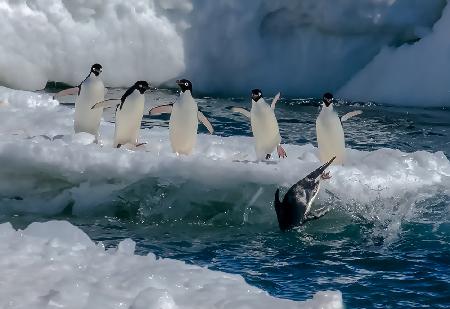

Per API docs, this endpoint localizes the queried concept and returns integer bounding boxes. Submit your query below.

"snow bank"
[0,87,449,220]
[0,220,343,308]
[1,0,450,105]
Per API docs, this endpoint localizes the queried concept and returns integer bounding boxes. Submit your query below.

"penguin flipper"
[271,92,281,109]
[91,99,120,109]
[341,110,362,122]
[149,104,173,115]
[198,111,214,134]
[53,87,79,99]
[231,107,250,118]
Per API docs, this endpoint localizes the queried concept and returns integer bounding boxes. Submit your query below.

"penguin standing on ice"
[316,93,362,165]
[54,64,105,140]
[148,79,214,155]
[92,81,150,148]
[274,157,335,231]
[232,89,286,160]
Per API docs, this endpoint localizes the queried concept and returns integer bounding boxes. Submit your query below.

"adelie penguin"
[92,81,150,148]
[54,64,105,141]
[316,92,362,165]
[274,157,335,231]
[149,79,214,155]
[232,89,287,160]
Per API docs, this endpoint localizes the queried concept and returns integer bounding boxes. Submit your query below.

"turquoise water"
[2,88,450,308]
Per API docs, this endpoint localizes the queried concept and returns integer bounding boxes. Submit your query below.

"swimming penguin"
[232,89,286,160]
[274,156,335,231]
[148,79,214,155]
[54,64,105,140]
[92,81,150,148]
[315,93,362,165]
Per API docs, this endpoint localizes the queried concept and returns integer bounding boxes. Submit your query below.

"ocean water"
[1,86,450,308]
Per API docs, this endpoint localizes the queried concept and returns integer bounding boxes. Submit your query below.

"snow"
[1,1,450,105]
[0,220,343,308]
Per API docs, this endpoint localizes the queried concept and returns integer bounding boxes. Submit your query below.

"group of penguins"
[54,64,362,231]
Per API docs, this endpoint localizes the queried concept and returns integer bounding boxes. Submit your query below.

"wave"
[0,1,449,105]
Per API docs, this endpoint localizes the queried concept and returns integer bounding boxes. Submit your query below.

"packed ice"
[0,220,343,308]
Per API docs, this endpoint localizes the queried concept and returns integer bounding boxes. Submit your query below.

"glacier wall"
[0,0,449,105]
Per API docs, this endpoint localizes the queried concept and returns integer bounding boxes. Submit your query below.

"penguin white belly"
[74,78,104,137]
[251,103,281,159]
[169,99,198,155]
[316,110,345,164]
[114,93,144,147]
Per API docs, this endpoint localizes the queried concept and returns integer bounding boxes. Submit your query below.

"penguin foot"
[320,171,332,180]
[265,154,271,160]
[277,145,287,158]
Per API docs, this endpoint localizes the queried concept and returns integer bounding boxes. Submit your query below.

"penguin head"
[323,92,333,107]
[251,89,262,102]
[134,81,151,94]
[176,79,192,93]
[90,64,103,76]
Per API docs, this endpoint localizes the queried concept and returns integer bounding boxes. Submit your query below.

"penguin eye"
[185,82,188,86]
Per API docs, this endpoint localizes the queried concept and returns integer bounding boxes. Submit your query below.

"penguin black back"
[274,157,335,231]
[119,81,149,110]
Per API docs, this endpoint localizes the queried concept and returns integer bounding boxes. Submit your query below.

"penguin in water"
[274,157,335,231]
[232,89,286,160]
[54,64,105,141]
[91,81,150,148]
[148,79,214,155]
[316,93,362,165]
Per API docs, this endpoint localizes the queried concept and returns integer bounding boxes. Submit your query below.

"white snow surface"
[0,220,343,308]
[1,0,450,105]
[0,86,449,219]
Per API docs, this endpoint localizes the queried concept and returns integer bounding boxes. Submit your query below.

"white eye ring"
[185,82,188,86]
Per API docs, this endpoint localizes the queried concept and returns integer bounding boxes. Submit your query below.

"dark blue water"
[3,88,450,308]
